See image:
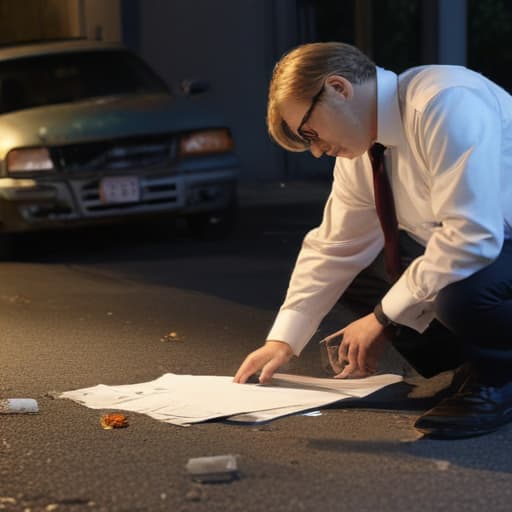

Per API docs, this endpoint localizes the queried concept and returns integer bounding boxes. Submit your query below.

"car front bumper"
[0,162,238,233]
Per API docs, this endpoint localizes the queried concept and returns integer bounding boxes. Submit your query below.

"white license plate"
[99,176,140,204]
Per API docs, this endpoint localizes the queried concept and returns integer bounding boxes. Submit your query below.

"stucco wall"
[137,0,282,182]
[0,0,82,43]
[82,0,121,42]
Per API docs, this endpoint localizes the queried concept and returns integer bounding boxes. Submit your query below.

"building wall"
[81,0,121,42]
[0,0,82,43]
[137,0,285,182]
[0,0,121,44]
[0,0,470,184]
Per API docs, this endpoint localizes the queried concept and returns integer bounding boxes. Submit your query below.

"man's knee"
[434,276,481,333]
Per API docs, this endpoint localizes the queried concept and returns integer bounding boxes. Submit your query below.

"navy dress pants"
[342,234,512,380]
[435,238,512,383]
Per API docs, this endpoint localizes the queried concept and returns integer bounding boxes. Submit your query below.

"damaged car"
[0,39,239,252]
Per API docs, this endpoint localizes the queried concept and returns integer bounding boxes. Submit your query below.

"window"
[313,0,421,72]
[467,0,512,91]
[0,49,169,114]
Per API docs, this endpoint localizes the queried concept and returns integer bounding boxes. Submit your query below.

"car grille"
[53,134,177,172]
[76,175,185,216]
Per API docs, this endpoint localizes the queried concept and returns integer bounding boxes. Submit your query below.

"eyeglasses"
[297,83,325,145]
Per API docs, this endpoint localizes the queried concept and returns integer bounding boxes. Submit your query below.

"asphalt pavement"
[1,179,512,512]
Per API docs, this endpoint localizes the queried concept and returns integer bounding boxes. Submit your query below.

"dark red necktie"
[368,143,402,281]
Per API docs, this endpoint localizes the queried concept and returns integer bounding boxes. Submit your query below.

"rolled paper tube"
[0,399,39,414]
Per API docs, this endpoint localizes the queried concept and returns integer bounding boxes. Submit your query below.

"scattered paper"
[60,373,403,427]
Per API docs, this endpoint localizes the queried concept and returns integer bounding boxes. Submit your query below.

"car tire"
[187,201,238,240]
[0,233,17,260]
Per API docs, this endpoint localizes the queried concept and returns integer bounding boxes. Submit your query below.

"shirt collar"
[376,66,402,148]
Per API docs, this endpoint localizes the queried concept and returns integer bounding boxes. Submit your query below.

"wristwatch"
[373,302,396,327]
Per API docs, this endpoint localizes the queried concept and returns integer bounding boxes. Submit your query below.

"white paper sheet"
[60,372,403,426]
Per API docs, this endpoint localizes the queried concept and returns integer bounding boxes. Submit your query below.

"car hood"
[0,93,226,154]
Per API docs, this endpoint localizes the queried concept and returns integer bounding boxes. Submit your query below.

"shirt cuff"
[381,273,433,333]
[267,308,320,356]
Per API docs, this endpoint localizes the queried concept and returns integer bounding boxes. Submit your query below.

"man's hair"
[267,42,376,152]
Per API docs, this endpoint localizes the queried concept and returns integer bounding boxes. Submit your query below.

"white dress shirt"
[268,65,512,356]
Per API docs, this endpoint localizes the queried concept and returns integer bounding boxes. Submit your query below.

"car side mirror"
[180,79,210,96]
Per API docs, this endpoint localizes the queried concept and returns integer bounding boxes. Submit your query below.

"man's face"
[280,75,374,159]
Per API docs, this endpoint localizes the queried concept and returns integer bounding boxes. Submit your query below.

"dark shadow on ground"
[6,202,325,311]
[307,427,512,473]
[301,377,512,474]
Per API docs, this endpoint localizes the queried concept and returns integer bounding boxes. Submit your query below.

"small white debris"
[0,497,17,505]
[0,399,38,414]
[186,454,239,483]
[434,459,450,471]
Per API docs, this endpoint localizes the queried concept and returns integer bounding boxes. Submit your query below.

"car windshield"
[0,49,170,114]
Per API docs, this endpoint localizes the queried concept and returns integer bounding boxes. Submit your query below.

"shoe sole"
[416,425,500,440]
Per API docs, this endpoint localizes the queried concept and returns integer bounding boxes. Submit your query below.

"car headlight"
[179,129,234,157]
[6,148,54,174]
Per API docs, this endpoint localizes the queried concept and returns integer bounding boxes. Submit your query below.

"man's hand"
[233,340,294,384]
[324,313,389,379]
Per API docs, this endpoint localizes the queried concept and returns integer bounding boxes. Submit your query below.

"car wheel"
[187,201,238,240]
[0,233,17,260]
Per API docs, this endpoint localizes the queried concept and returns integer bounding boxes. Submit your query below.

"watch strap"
[373,302,394,327]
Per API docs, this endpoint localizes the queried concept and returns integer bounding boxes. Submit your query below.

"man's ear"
[325,75,353,100]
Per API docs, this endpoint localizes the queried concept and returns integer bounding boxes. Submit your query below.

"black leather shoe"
[414,371,512,439]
